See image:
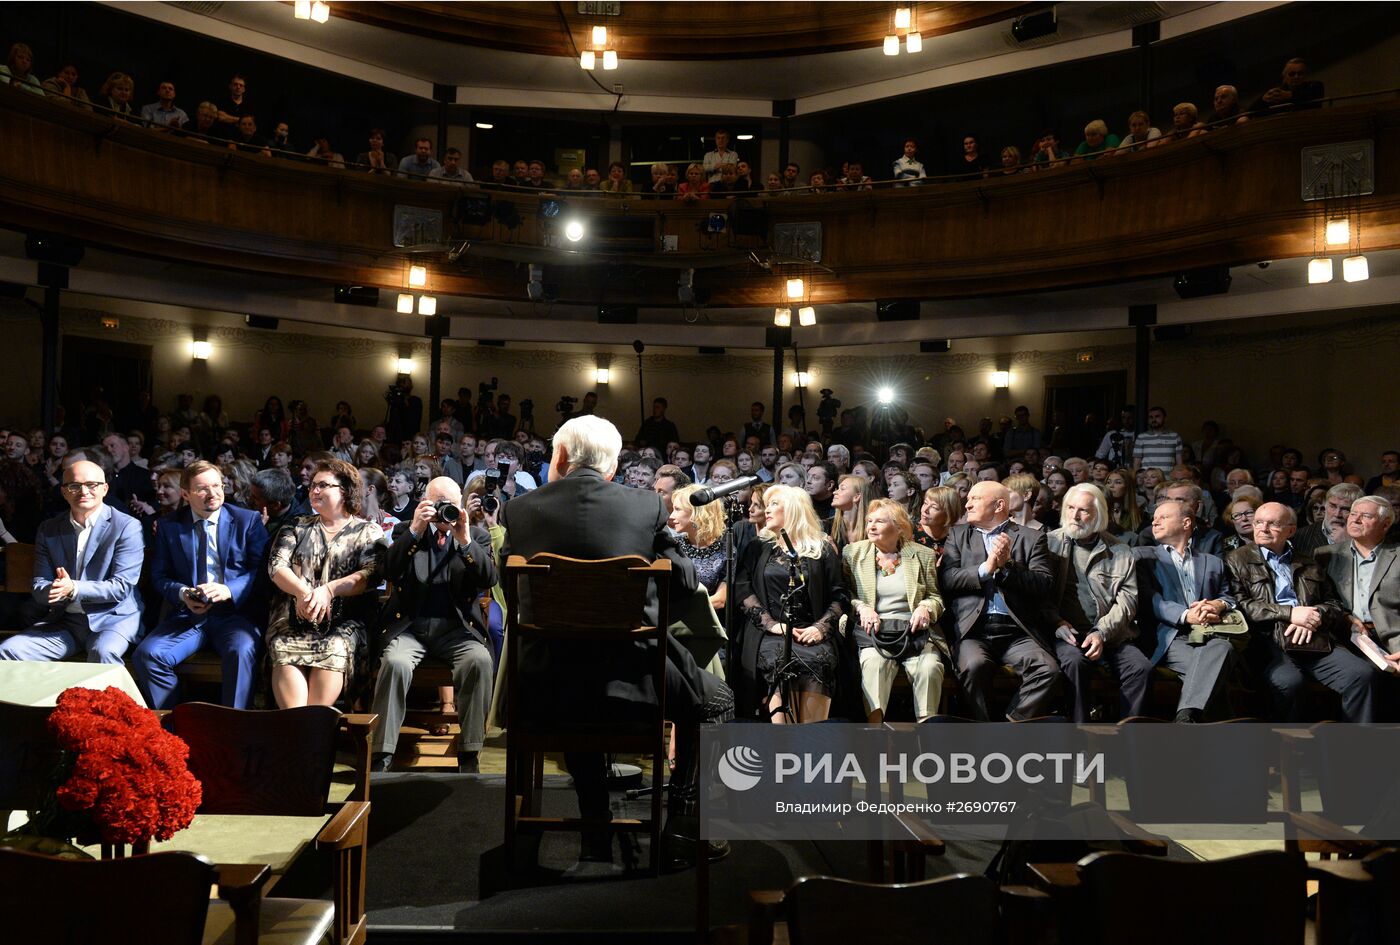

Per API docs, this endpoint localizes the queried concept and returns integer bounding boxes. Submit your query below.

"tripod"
[764,543,809,725]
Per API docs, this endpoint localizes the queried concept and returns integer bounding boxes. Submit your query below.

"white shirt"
[195,507,224,586]
[66,511,99,613]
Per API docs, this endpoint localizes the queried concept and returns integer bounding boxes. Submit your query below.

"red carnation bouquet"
[37,686,203,846]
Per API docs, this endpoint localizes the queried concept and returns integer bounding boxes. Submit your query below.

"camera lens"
[433,500,461,524]
[481,495,499,515]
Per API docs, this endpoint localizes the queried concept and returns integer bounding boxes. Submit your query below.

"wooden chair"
[1279,722,1397,858]
[1312,847,1400,945]
[749,873,1052,945]
[1036,849,1308,945]
[0,699,58,816]
[165,702,372,945]
[2,541,34,594]
[502,553,671,875]
[0,847,332,945]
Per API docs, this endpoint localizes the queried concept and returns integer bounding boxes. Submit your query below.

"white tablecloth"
[0,660,147,707]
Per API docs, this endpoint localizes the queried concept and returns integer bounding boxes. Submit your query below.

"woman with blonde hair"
[915,485,962,564]
[843,499,945,722]
[98,71,136,120]
[669,484,729,613]
[829,473,873,551]
[733,485,853,723]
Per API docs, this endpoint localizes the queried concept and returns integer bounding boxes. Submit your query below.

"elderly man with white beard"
[1042,483,1151,721]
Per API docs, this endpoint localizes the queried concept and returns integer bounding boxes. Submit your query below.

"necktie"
[205,519,222,585]
[196,520,208,586]
[437,529,448,548]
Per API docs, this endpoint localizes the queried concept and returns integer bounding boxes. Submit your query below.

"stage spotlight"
[877,387,894,405]
[564,219,585,242]
[537,199,564,220]
[705,213,728,234]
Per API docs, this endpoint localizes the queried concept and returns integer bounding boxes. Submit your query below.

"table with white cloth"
[0,659,147,707]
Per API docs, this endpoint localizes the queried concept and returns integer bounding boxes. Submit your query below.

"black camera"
[816,388,841,420]
[384,384,405,405]
[479,377,498,397]
[519,398,534,422]
[433,499,461,524]
[480,494,499,515]
[555,395,577,415]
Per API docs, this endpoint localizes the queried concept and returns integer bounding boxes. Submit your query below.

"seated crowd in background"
[0,373,1397,732]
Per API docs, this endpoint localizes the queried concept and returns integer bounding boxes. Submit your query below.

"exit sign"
[577,2,621,14]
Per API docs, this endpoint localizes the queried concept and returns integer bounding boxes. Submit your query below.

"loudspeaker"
[877,300,920,322]
[765,326,792,349]
[730,201,769,237]
[0,282,28,300]
[1128,304,1157,327]
[698,346,726,355]
[433,83,457,103]
[598,305,638,325]
[424,315,450,337]
[1173,267,1231,299]
[454,193,493,225]
[920,339,951,353]
[245,315,280,330]
[24,233,84,266]
[334,285,380,307]
[1154,325,1193,342]
[36,263,67,289]
[477,340,506,347]
[1011,10,1057,42]
[772,99,796,118]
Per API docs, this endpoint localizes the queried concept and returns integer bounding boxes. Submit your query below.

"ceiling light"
[1307,257,1333,284]
[595,368,610,385]
[475,122,494,130]
[417,295,437,316]
[737,134,754,141]
[408,265,427,288]
[895,7,912,29]
[395,358,415,375]
[877,386,895,404]
[906,31,922,52]
[396,293,414,314]
[564,220,585,242]
[602,49,618,70]
[580,50,595,70]
[883,34,900,56]
[592,25,608,46]
[773,307,792,327]
[792,371,811,388]
[294,0,311,19]
[991,370,1011,389]
[1343,254,1369,282]
[798,306,816,326]
[1325,218,1350,245]
[786,277,804,299]
[310,0,329,23]
[190,340,212,360]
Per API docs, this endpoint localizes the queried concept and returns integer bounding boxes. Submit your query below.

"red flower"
[47,687,202,845]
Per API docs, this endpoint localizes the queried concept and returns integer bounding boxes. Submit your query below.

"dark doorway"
[1041,370,1128,459]
[60,336,152,444]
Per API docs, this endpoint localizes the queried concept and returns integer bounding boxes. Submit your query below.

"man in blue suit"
[131,460,269,709]
[0,459,144,663]
[1130,499,1237,721]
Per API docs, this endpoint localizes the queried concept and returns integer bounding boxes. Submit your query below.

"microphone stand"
[765,530,807,725]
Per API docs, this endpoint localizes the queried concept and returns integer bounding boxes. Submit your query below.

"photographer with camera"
[1094,405,1138,469]
[372,476,497,773]
[466,439,536,499]
[384,375,423,443]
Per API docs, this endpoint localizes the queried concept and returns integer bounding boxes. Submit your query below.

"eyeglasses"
[189,486,222,497]
[62,482,106,494]
[309,481,343,492]
[1254,519,1290,529]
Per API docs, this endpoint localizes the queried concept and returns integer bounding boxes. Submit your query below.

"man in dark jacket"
[371,477,496,773]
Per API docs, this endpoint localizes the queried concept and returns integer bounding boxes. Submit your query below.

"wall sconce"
[294,0,311,18]
[1342,255,1369,282]
[595,368,611,385]
[408,265,427,288]
[417,295,437,316]
[602,49,618,70]
[895,7,911,29]
[592,25,608,45]
[310,1,329,23]
[991,370,1011,389]
[1308,257,1334,284]
[397,293,414,314]
[579,50,595,70]
[883,34,900,55]
[792,371,812,388]
[773,307,792,327]
[798,306,816,326]
[785,277,805,300]
[190,341,212,360]
[1325,219,1350,245]
[395,358,415,375]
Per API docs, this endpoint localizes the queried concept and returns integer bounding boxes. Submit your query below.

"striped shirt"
[1134,429,1182,470]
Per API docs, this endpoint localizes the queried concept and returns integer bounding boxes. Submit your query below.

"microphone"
[689,475,760,506]
[778,527,799,560]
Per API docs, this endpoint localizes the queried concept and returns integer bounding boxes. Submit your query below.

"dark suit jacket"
[150,504,269,628]
[376,520,496,657]
[1129,544,1235,664]
[1317,539,1400,654]
[1226,543,1346,642]
[938,520,1055,653]
[499,467,702,709]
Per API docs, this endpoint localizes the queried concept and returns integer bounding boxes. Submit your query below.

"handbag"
[287,524,343,633]
[1272,623,1333,655]
[874,617,916,661]
[1185,608,1249,645]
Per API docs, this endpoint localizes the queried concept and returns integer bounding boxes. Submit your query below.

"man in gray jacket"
[1043,484,1150,721]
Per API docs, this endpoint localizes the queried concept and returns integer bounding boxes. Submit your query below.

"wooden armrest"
[316,799,370,849]
[749,889,786,907]
[1105,811,1169,855]
[1000,884,1056,945]
[747,889,786,945]
[215,862,272,945]
[1285,811,1383,857]
[1001,884,1052,901]
[338,713,377,802]
[1028,861,1081,889]
[340,713,378,737]
[1309,858,1374,884]
[892,811,947,855]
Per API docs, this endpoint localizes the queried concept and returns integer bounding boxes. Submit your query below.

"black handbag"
[874,617,917,661]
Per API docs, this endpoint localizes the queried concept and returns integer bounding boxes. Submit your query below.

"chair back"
[3,542,35,594]
[1310,722,1400,828]
[1116,717,1274,824]
[0,847,215,945]
[783,873,999,945]
[166,702,340,816]
[0,700,57,811]
[1076,849,1307,944]
[506,553,668,637]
